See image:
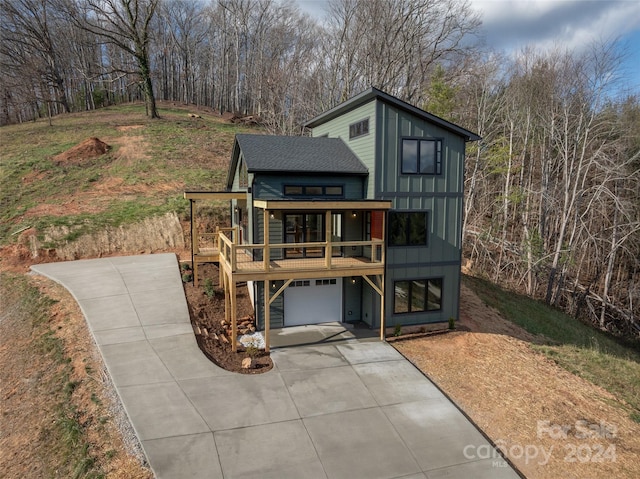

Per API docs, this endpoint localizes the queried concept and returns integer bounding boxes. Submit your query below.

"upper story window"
[283,185,344,197]
[239,159,248,188]
[401,138,442,175]
[389,211,427,247]
[349,118,369,139]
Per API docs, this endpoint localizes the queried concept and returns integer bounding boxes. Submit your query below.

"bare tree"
[66,0,159,118]
[0,0,71,121]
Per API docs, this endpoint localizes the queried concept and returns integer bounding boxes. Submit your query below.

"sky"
[296,0,640,95]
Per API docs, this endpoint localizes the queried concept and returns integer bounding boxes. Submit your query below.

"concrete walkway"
[32,254,520,479]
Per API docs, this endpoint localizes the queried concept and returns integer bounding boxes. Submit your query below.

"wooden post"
[191,200,200,287]
[223,272,230,337]
[325,210,332,269]
[379,275,386,341]
[231,280,238,352]
[264,280,270,353]
[380,210,386,340]
[263,209,270,272]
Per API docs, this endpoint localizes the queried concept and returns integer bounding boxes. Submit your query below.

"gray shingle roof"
[235,134,368,175]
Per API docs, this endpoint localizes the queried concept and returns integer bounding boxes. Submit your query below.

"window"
[349,118,369,139]
[401,139,442,175]
[325,186,343,196]
[389,212,427,246]
[394,278,442,314]
[284,185,303,195]
[315,279,337,286]
[284,213,324,258]
[283,185,344,197]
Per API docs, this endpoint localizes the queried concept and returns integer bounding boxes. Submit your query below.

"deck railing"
[218,233,384,275]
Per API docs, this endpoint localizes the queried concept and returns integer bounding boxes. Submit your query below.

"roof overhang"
[304,87,481,142]
[254,199,392,210]
[184,191,247,201]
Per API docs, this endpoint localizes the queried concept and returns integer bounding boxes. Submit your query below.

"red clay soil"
[53,137,110,165]
[182,263,272,374]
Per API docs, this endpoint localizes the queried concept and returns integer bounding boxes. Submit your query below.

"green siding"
[378,103,465,197]
[343,278,362,322]
[384,264,460,327]
[254,210,284,260]
[256,281,284,329]
[374,101,465,328]
[311,101,377,198]
[253,174,364,200]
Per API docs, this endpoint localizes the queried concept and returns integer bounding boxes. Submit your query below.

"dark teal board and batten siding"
[311,100,377,199]
[255,281,284,330]
[375,101,465,327]
[253,174,365,200]
[377,102,465,197]
[384,264,460,328]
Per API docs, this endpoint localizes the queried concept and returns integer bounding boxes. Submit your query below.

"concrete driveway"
[32,254,520,479]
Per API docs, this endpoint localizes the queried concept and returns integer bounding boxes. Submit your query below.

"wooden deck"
[228,252,384,281]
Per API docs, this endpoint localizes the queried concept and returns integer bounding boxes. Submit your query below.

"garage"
[284,278,343,326]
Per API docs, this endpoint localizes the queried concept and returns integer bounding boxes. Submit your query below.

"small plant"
[181,272,193,283]
[180,262,192,271]
[448,317,456,330]
[203,278,215,298]
[394,324,402,337]
[245,338,260,357]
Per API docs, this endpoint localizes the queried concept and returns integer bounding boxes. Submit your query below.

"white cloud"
[469,0,640,53]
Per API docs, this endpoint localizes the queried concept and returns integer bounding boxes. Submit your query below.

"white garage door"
[284,278,342,326]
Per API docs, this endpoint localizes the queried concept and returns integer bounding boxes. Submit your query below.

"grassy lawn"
[0,103,254,247]
[463,274,640,421]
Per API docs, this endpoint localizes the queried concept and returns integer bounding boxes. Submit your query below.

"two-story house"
[186,87,480,351]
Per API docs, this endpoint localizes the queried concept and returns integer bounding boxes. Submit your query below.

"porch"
[185,192,391,352]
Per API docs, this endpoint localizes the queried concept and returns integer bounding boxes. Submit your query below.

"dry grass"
[394,285,640,479]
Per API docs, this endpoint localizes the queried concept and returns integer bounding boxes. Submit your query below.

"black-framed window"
[389,211,427,246]
[394,278,443,314]
[401,139,442,175]
[349,118,369,139]
[283,185,344,197]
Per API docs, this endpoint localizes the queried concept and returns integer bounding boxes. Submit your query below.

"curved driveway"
[32,254,519,479]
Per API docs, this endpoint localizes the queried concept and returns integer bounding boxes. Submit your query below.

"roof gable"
[304,87,481,142]
[226,134,368,189]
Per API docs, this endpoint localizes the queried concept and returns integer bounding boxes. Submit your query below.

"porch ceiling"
[253,199,392,211]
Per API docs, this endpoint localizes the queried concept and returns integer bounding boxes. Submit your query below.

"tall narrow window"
[401,139,442,175]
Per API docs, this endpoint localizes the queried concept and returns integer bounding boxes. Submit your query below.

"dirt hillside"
[394,284,640,479]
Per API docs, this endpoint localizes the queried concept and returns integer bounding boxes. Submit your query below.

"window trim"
[388,211,429,247]
[393,277,443,314]
[349,118,370,139]
[400,138,443,175]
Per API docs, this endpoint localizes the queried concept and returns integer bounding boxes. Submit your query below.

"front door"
[284,213,323,258]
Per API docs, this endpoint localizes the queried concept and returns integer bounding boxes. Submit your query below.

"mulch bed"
[182,263,272,374]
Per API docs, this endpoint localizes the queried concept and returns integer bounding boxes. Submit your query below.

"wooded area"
[1,0,638,338]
